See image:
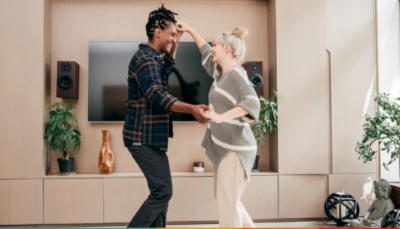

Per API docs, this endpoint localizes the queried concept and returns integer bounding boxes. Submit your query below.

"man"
[123,4,210,228]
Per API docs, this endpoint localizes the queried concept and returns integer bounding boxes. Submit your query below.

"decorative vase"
[98,130,114,174]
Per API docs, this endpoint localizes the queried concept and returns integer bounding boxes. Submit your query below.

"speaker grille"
[60,62,72,73]
[249,63,260,73]
[249,74,263,89]
[58,74,74,90]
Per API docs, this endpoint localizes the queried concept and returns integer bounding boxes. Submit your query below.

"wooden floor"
[72,221,346,228]
[169,221,346,228]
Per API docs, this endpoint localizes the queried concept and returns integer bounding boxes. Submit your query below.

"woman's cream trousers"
[214,152,256,228]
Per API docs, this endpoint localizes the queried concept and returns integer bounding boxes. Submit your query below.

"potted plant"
[356,92,400,209]
[252,91,280,144]
[356,92,400,170]
[44,102,81,174]
[251,91,280,171]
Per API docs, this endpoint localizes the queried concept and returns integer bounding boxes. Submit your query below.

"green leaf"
[66,141,73,148]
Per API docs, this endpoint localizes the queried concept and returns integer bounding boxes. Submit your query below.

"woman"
[177,21,260,228]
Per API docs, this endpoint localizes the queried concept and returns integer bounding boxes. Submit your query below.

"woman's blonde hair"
[212,27,249,64]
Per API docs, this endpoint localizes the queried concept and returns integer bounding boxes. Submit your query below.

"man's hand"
[169,101,210,124]
[191,105,211,124]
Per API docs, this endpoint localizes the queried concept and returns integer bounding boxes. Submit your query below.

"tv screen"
[88,41,213,122]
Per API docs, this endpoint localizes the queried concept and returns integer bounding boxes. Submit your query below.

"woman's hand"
[205,110,224,123]
[176,21,193,33]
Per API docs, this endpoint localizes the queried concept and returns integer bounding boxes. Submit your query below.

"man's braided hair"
[146,4,178,40]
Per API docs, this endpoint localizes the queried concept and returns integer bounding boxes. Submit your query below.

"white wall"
[377,0,400,180]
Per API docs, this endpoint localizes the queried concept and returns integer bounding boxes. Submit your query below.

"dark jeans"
[126,144,173,228]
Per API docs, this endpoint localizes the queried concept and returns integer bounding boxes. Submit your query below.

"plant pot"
[57,158,74,174]
[252,155,260,171]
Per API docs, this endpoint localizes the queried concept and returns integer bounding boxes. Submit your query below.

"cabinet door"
[242,176,279,219]
[104,178,148,223]
[168,177,218,221]
[0,0,46,179]
[0,179,43,225]
[279,175,328,218]
[275,0,330,175]
[44,179,103,224]
[326,0,377,174]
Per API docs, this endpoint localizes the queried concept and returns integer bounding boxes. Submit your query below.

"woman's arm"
[188,29,206,50]
[205,106,248,123]
[177,21,216,78]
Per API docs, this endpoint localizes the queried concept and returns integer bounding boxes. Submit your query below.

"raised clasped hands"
[176,21,192,33]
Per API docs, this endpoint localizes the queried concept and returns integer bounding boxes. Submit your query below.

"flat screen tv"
[88,41,213,122]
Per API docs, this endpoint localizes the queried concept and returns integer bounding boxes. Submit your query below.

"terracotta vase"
[98,130,114,174]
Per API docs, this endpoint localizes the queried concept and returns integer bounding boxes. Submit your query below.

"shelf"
[389,182,400,188]
[44,170,278,179]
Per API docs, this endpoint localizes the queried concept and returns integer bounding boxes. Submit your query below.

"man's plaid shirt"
[123,44,178,150]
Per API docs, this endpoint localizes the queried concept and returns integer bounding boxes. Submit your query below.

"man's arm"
[133,60,210,124]
[132,60,177,110]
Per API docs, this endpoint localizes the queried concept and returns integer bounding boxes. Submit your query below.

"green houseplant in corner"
[44,102,81,174]
[250,91,280,171]
[252,91,280,145]
[356,92,400,171]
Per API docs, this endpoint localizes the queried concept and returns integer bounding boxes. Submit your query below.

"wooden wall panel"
[44,179,103,224]
[326,0,377,174]
[50,0,270,174]
[279,175,328,218]
[104,178,148,223]
[329,174,376,216]
[0,0,46,178]
[50,0,160,174]
[275,0,330,174]
[0,179,43,225]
